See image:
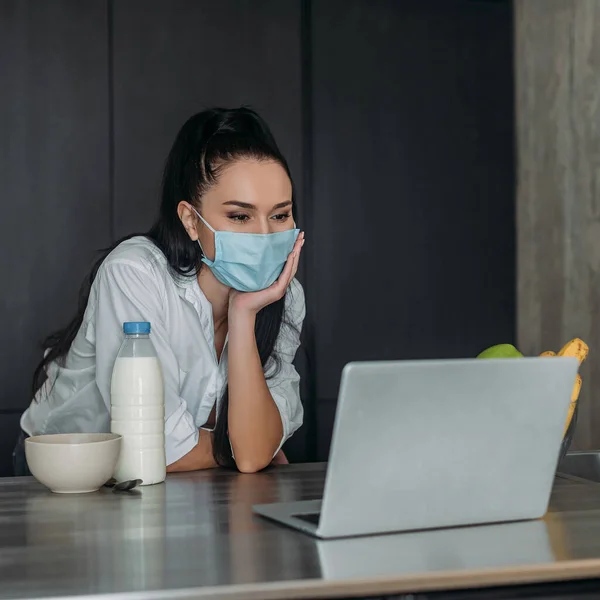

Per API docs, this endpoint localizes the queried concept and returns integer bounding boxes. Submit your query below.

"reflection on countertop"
[1,465,600,599]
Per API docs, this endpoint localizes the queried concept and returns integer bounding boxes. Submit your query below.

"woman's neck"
[197,268,230,326]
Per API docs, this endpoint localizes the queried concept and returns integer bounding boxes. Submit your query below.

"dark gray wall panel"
[0,413,23,477]
[310,0,515,409]
[111,0,303,238]
[0,1,110,420]
[0,0,515,470]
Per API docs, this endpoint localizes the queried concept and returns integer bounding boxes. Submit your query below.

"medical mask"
[191,207,299,292]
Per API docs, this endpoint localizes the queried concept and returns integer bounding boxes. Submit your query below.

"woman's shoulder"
[103,236,167,273]
[93,236,173,301]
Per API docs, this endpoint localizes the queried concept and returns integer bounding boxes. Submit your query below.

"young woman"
[15,107,305,475]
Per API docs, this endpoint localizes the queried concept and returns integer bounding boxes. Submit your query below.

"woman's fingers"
[272,232,304,296]
[281,235,303,292]
[285,232,304,285]
[290,234,304,282]
[272,252,295,296]
[288,245,301,284]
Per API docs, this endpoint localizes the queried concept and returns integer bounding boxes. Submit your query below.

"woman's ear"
[177,201,199,241]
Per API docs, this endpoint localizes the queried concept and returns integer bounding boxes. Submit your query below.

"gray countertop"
[2,464,600,599]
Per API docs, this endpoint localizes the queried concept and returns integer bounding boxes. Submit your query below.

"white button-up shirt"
[21,237,305,465]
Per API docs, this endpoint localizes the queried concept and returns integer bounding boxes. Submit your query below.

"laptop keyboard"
[292,512,321,526]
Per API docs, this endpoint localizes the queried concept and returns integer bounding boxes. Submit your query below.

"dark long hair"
[32,107,294,468]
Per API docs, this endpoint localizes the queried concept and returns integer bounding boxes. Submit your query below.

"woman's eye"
[228,214,250,223]
[272,212,291,222]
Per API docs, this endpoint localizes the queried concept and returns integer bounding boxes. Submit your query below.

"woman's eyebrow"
[221,200,293,210]
[222,200,256,210]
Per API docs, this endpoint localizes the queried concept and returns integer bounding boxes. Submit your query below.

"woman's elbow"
[235,455,271,474]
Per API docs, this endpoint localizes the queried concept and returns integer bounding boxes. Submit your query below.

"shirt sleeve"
[266,278,306,454]
[89,258,199,466]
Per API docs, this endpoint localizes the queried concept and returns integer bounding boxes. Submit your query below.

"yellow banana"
[563,374,583,437]
[538,341,588,437]
[572,373,582,402]
[557,338,589,365]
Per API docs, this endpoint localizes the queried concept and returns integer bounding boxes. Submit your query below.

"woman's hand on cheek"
[228,232,304,318]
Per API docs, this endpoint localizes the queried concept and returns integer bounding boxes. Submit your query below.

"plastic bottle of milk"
[110,322,166,485]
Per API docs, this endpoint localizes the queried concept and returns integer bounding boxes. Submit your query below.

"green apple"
[477,344,524,359]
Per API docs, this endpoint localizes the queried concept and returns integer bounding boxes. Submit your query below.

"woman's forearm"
[227,310,283,473]
[166,429,217,472]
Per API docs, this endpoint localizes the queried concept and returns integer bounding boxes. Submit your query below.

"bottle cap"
[123,322,151,335]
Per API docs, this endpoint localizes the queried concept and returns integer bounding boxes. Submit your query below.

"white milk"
[110,355,166,485]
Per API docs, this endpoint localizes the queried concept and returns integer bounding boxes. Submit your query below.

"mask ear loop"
[191,206,216,257]
[191,206,216,233]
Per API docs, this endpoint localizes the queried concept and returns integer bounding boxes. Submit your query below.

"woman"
[16,107,305,475]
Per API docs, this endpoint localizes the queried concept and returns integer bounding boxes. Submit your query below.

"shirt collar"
[171,271,214,327]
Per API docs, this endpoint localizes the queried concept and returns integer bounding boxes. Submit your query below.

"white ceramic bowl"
[25,433,122,494]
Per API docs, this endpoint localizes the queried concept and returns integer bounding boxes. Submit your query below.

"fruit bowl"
[561,401,579,460]
[478,339,588,463]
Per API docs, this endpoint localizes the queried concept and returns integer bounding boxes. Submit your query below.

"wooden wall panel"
[516,0,600,449]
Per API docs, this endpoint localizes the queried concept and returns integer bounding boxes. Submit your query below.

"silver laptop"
[253,357,579,539]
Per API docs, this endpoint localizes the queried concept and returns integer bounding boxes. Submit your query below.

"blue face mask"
[192,208,300,292]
